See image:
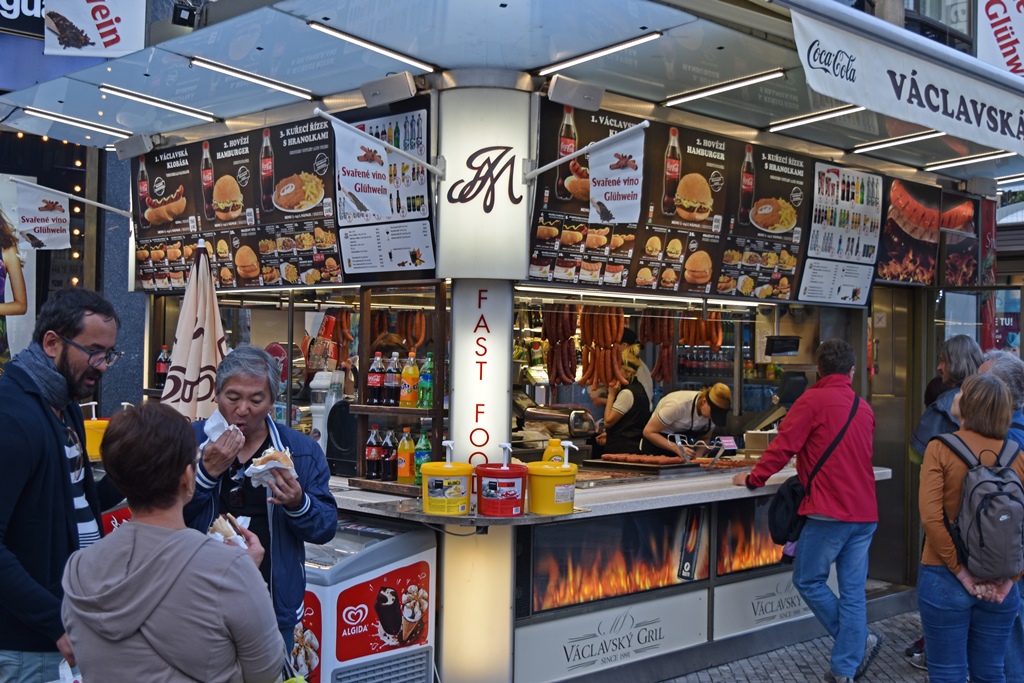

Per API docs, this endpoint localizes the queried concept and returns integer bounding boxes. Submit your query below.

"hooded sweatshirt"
[62,522,283,683]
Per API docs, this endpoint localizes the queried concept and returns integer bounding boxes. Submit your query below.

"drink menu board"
[797,163,883,305]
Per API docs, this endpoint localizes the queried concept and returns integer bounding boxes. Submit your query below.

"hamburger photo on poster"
[197,132,258,230]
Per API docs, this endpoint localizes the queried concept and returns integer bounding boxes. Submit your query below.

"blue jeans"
[1008,585,1024,683]
[0,649,66,683]
[793,518,877,678]
[918,563,1021,683]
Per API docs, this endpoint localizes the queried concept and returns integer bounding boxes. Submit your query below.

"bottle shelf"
[350,405,443,417]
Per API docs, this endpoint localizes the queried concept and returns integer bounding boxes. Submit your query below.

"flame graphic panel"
[717,497,783,575]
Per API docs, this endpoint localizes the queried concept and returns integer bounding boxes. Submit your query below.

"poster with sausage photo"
[132,145,202,240]
[257,117,336,225]
[196,131,258,231]
[875,178,942,286]
[939,192,980,288]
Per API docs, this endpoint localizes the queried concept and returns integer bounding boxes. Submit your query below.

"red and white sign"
[42,0,145,57]
[978,0,1024,76]
[290,592,323,683]
[15,180,70,250]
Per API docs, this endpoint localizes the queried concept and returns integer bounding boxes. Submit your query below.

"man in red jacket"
[732,339,882,683]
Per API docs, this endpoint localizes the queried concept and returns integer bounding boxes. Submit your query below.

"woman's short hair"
[215,344,281,399]
[959,373,1012,439]
[101,402,196,511]
[941,335,984,386]
[371,333,408,357]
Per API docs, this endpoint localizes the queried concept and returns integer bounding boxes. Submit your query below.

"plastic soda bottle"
[414,431,431,486]
[366,352,385,405]
[364,425,382,480]
[383,353,401,406]
[400,352,419,408]
[381,429,398,481]
[397,427,416,484]
[416,353,433,409]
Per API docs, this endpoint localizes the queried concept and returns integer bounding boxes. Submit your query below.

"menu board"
[526,101,817,303]
[939,192,980,287]
[875,178,942,286]
[797,163,883,305]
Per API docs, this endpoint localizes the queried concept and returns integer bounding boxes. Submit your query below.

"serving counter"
[326,465,893,683]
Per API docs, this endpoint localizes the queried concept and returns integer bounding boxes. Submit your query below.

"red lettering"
[475,336,487,356]
[92,5,109,20]
[475,404,486,420]
[469,428,489,447]
[477,290,489,307]
[473,315,490,333]
[476,360,486,379]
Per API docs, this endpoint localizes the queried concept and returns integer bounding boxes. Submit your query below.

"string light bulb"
[71,277,80,286]
[72,251,81,259]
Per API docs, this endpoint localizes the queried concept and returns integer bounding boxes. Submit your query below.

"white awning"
[779,0,1024,156]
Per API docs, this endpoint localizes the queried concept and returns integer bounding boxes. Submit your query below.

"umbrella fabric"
[161,241,226,420]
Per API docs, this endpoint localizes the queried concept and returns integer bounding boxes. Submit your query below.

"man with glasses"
[0,288,124,682]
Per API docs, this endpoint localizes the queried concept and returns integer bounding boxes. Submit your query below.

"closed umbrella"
[161,238,227,420]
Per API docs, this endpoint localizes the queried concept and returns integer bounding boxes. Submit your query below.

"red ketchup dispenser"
[475,442,528,517]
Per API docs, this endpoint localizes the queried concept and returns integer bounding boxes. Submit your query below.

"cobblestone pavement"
[660,611,930,683]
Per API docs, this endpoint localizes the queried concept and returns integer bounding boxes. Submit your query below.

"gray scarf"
[10,342,71,410]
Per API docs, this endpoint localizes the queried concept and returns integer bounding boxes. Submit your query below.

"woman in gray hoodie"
[62,402,284,682]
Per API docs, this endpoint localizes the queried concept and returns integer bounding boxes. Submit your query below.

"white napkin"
[208,515,251,549]
[245,449,298,488]
[202,410,239,445]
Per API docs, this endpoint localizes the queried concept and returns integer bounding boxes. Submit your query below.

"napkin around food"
[245,448,298,488]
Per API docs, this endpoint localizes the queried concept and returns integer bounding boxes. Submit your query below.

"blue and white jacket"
[184,416,337,631]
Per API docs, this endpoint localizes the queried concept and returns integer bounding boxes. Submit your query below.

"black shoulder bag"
[768,394,860,545]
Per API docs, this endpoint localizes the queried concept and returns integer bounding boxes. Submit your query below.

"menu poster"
[716,146,810,302]
[208,219,342,291]
[136,237,201,293]
[875,178,942,286]
[259,117,336,224]
[798,260,875,305]
[339,220,435,279]
[132,144,201,240]
[200,131,258,231]
[528,212,636,288]
[939,192,980,287]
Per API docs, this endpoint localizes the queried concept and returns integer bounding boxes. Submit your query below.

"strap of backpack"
[934,433,981,468]
[997,438,1021,467]
[806,394,860,495]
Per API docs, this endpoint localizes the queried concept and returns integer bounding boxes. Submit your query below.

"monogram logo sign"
[446,145,523,213]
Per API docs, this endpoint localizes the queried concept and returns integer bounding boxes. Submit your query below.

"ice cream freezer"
[291,516,437,683]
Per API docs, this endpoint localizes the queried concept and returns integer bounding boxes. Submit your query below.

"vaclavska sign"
[792,10,1024,155]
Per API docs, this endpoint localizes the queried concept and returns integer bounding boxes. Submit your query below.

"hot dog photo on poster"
[875,178,942,286]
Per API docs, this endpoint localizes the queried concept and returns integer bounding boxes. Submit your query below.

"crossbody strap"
[806,394,860,495]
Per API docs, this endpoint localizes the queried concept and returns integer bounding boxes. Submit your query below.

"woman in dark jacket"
[910,334,984,461]
[596,344,652,454]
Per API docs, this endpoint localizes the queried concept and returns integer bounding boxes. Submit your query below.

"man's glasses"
[60,336,123,368]
[228,462,245,508]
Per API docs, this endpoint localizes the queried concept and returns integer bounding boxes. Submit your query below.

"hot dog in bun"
[210,513,241,538]
[254,447,294,468]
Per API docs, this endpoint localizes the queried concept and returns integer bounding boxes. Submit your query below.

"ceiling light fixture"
[852,130,946,154]
[924,150,1016,172]
[537,32,663,76]
[307,22,436,73]
[768,104,865,132]
[190,58,313,100]
[21,107,131,140]
[99,84,217,122]
[996,172,1024,185]
[663,69,785,106]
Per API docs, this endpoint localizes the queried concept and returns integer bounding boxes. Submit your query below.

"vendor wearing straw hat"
[640,383,732,458]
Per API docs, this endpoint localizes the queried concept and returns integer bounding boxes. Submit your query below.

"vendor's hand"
[607,380,621,395]
[56,633,75,667]
[267,467,304,509]
[203,428,245,478]
[235,525,265,568]
[731,472,750,487]
[595,432,607,446]
[675,442,695,459]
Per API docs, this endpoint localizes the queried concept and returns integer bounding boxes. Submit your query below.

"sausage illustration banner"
[42,0,145,57]
[15,181,70,250]
[332,121,391,221]
[588,126,645,227]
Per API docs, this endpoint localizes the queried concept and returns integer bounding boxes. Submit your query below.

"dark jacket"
[604,380,652,454]
[910,387,959,460]
[184,416,338,631]
[0,363,122,651]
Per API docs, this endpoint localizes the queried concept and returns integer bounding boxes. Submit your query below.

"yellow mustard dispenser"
[420,440,472,516]
[542,438,565,462]
[527,440,579,515]
[81,402,109,462]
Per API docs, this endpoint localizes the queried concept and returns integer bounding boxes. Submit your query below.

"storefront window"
[906,0,973,42]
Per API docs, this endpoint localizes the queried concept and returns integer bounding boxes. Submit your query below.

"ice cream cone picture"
[400,585,429,645]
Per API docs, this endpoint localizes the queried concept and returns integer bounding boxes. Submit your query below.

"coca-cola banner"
[977,0,1024,77]
[42,0,145,57]
[791,9,1024,155]
[14,181,70,250]
[587,126,645,227]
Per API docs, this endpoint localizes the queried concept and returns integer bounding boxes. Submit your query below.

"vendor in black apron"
[640,383,731,457]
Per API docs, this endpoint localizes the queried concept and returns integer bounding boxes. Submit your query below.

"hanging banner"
[977,0,1024,76]
[15,181,70,250]
[587,126,645,227]
[332,120,391,221]
[42,0,145,57]
[792,10,1024,155]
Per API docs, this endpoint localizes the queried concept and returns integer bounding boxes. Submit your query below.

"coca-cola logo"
[446,145,523,213]
[805,40,857,82]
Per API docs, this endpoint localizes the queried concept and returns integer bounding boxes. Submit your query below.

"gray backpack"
[935,433,1024,580]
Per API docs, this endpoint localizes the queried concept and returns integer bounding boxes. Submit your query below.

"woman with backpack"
[918,373,1024,683]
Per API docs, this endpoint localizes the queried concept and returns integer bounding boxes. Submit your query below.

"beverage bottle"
[403,116,410,150]
[137,156,150,229]
[396,189,402,214]
[416,352,434,409]
[554,105,577,201]
[155,344,171,388]
[366,351,385,405]
[393,120,400,151]
[364,425,383,480]
[384,352,401,406]
[400,352,419,407]
[417,113,423,148]
[381,429,398,481]
[414,431,431,486]
[738,144,754,225]
[260,128,275,214]
[386,121,394,148]
[397,427,416,484]
[662,127,681,216]
[201,141,215,221]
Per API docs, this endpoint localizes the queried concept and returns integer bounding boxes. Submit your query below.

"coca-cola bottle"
[554,106,577,201]
[366,352,385,405]
[383,352,401,406]
[381,428,398,481]
[201,141,215,221]
[364,424,383,480]
[155,344,170,388]
[738,144,755,226]
[662,128,681,217]
[138,156,150,229]
[260,128,274,214]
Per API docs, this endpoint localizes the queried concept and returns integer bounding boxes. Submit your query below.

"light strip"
[99,85,217,122]
[852,130,946,154]
[537,32,662,76]
[768,105,864,132]
[21,107,131,139]
[996,173,1024,185]
[664,69,786,106]
[190,58,313,100]
[924,150,1016,172]
[307,22,435,73]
